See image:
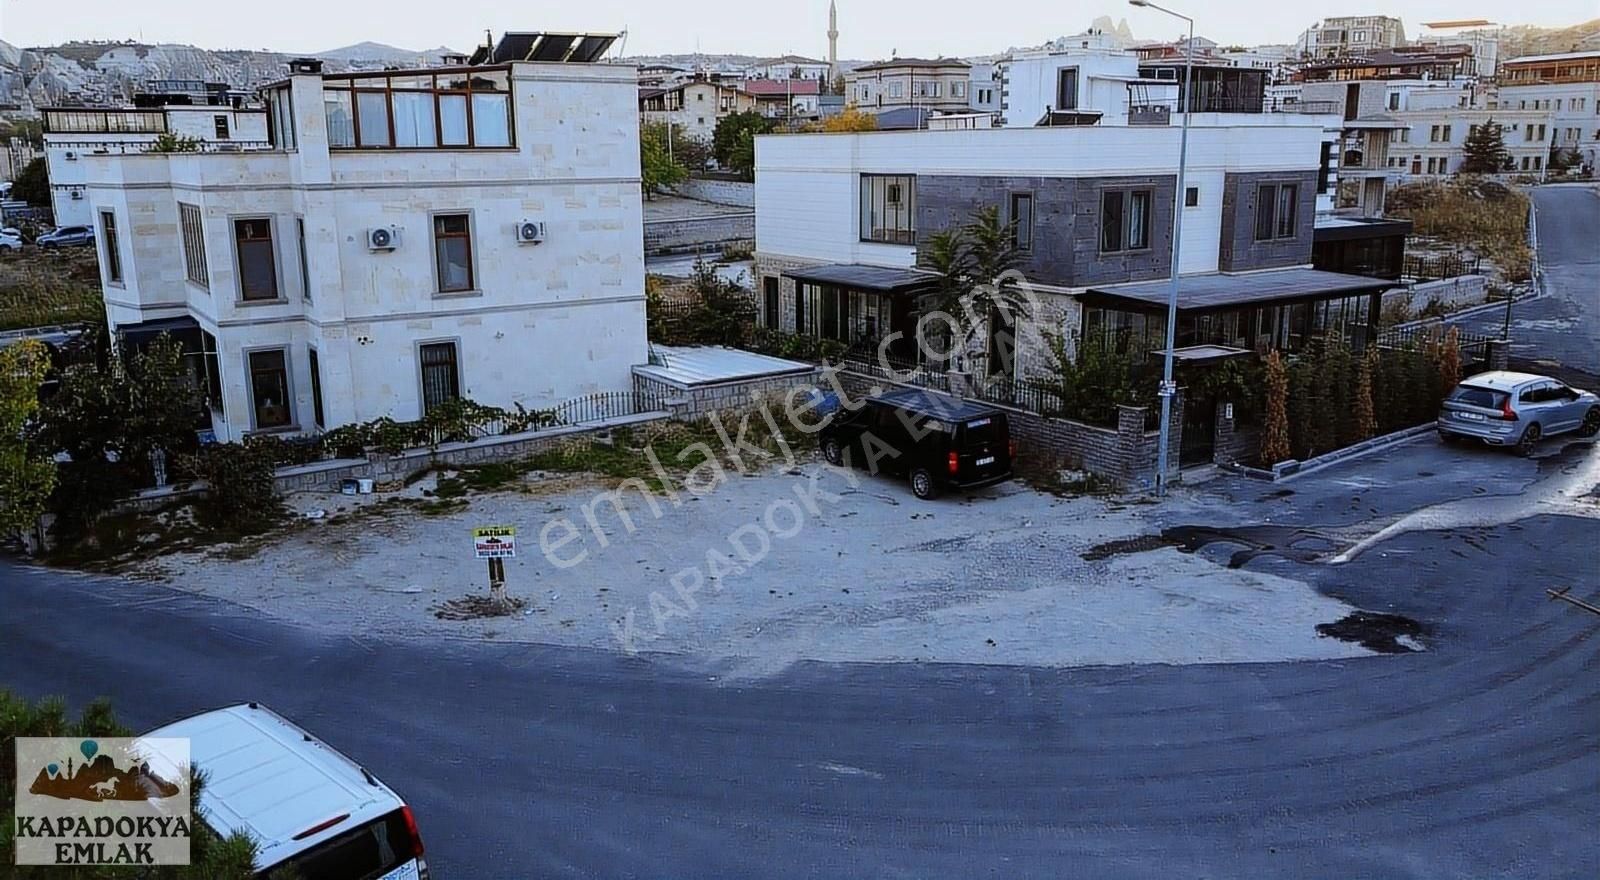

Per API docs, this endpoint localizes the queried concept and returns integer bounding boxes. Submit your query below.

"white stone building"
[80,51,647,443]
[1495,51,1600,172]
[1298,16,1408,59]
[42,103,268,228]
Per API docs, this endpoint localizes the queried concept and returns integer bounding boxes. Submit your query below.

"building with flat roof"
[77,35,647,443]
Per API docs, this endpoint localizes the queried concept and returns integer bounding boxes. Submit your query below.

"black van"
[819,387,1015,499]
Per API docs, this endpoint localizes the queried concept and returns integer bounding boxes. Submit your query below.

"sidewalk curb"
[1223,424,1436,483]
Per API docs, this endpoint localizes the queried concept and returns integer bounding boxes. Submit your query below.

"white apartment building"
[79,44,647,443]
[744,55,832,82]
[998,40,1178,127]
[1496,51,1600,171]
[639,80,756,143]
[42,104,268,228]
[1299,16,1408,59]
[845,58,973,114]
[751,120,1394,383]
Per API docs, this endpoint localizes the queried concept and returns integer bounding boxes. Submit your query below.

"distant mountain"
[313,41,461,65]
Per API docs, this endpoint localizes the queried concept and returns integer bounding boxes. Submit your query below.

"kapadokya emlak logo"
[28,739,182,803]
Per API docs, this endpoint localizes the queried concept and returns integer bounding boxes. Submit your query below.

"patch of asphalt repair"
[1316,611,1429,654]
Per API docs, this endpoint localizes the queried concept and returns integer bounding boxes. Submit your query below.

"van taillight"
[947,451,960,475]
[1500,399,1518,421]
[402,806,426,859]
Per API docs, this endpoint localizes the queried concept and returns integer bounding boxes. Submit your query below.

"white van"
[146,703,430,879]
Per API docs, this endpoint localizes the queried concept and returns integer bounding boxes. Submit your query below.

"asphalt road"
[1449,184,1600,382]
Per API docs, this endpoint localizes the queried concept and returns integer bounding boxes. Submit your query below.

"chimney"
[288,57,324,75]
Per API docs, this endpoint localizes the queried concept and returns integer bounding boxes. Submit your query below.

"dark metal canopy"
[782,264,940,295]
[1083,268,1392,314]
[1312,216,1413,243]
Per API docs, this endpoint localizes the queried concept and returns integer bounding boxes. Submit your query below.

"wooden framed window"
[432,214,474,293]
[419,342,461,414]
[248,349,292,430]
[234,218,279,301]
[321,68,515,150]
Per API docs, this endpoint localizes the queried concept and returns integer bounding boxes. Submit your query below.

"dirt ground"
[145,454,1373,678]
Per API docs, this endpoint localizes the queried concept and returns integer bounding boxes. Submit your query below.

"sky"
[0,0,1594,60]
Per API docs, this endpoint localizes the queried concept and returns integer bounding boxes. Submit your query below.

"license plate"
[975,456,995,466]
[1455,411,1486,421]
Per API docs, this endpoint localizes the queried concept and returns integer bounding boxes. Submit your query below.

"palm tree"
[917,206,1030,377]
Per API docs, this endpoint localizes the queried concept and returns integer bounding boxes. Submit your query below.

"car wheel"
[1580,408,1600,439]
[822,437,844,466]
[1514,423,1542,457]
[909,467,940,500]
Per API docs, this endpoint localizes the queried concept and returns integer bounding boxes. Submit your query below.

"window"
[234,218,279,301]
[419,342,460,415]
[763,276,779,328]
[308,347,326,429]
[248,349,292,430]
[1009,192,1034,250]
[1100,189,1151,253]
[267,88,295,149]
[953,81,966,98]
[888,82,903,99]
[322,69,513,149]
[1254,183,1299,241]
[1056,67,1079,110]
[296,217,311,302]
[213,115,229,139]
[99,210,122,284]
[179,202,208,288]
[1185,186,1200,207]
[859,174,915,245]
[1387,92,1400,110]
[432,214,474,293]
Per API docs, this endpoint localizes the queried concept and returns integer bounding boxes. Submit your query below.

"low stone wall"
[643,213,755,255]
[271,413,671,494]
[632,367,822,420]
[1384,274,1489,316]
[832,368,1180,490]
[667,178,755,208]
[1211,401,1261,467]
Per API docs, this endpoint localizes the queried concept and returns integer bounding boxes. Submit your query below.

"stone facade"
[751,252,828,334]
[644,212,755,255]
[667,178,755,208]
[632,366,822,419]
[1218,170,1317,271]
[914,174,1177,288]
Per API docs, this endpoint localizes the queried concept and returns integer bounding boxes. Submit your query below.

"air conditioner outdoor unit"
[515,219,546,244]
[367,226,400,251]
[70,191,84,200]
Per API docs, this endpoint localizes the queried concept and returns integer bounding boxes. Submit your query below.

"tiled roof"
[742,78,821,96]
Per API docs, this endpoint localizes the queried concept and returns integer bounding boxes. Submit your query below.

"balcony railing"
[48,140,276,155]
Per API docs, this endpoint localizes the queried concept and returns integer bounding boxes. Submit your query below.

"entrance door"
[1179,388,1217,467]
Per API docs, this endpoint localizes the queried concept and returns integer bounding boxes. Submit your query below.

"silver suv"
[1438,371,1600,455]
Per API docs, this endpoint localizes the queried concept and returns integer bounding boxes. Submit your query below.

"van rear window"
[263,809,417,880]
[1448,385,1507,409]
[957,413,1007,445]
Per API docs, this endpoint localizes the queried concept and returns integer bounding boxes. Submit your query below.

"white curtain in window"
[471,94,511,146]
[439,95,469,145]
[324,93,354,147]
[356,92,390,147]
[392,92,437,147]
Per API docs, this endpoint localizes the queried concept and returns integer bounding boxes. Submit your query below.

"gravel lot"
[148,455,1371,677]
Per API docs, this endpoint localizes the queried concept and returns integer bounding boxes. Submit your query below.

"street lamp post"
[1130,0,1194,497]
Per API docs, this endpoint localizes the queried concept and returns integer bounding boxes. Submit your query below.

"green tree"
[0,690,263,878]
[1,117,46,148]
[919,206,1027,373]
[712,111,775,179]
[34,332,201,538]
[148,133,202,153]
[1459,119,1509,174]
[1354,349,1377,440]
[1,340,56,538]
[10,157,50,207]
[639,122,687,198]
[1260,350,1291,464]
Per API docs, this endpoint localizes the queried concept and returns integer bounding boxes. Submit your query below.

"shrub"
[1260,351,1290,465]
[182,440,285,535]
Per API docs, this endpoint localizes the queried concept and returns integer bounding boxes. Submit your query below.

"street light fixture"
[1129,0,1194,497]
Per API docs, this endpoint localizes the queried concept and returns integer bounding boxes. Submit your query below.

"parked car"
[145,703,431,879]
[0,228,20,251]
[820,387,1015,499]
[1437,371,1600,455]
[35,225,94,248]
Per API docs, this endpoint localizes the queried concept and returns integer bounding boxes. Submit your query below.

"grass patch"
[1386,180,1532,282]
[0,247,105,330]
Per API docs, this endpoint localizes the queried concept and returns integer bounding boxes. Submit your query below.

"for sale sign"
[472,525,517,559]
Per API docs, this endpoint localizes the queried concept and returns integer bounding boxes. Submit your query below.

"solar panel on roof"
[570,35,617,63]
[482,31,617,64]
[493,33,540,63]
[529,34,578,62]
